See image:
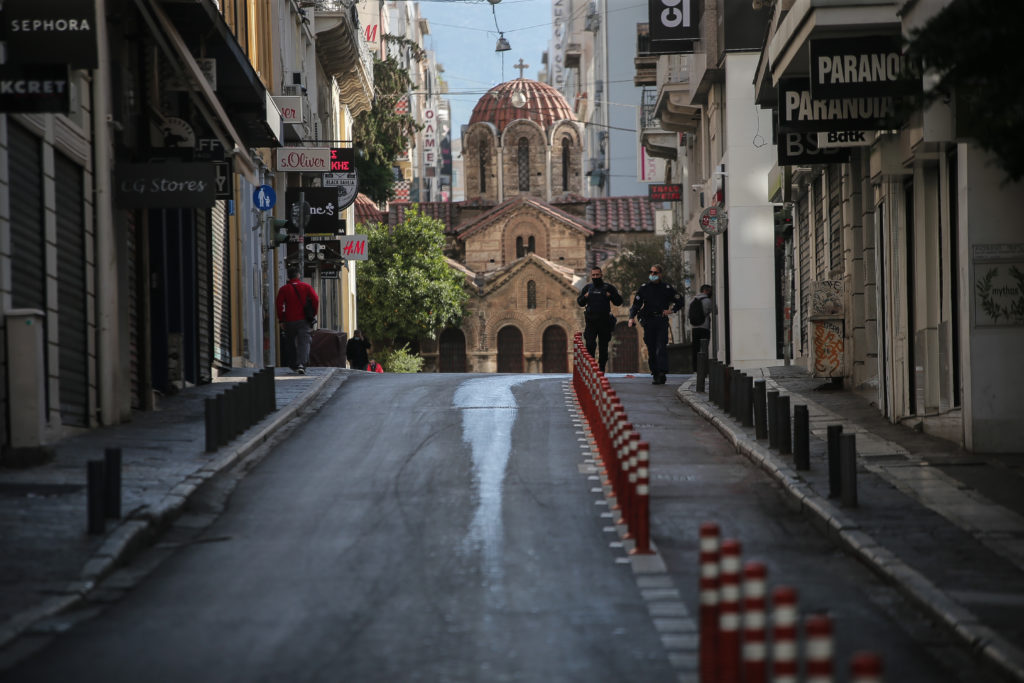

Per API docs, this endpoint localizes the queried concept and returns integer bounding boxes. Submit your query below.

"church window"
[527,280,537,309]
[479,140,488,193]
[516,236,524,258]
[561,137,571,191]
[517,138,530,191]
[528,236,536,253]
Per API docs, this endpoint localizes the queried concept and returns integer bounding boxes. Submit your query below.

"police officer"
[628,263,684,384]
[577,266,623,373]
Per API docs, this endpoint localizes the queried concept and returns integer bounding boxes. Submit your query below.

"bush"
[377,344,424,373]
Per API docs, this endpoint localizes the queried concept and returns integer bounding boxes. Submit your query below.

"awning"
[133,0,273,183]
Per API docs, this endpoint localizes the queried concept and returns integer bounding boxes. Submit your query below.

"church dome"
[468,78,576,133]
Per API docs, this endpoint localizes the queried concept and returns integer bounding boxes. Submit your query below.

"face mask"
[649,274,660,282]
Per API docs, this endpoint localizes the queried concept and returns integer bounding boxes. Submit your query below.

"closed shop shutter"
[9,123,45,311]
[55,153,89,427]
[195,208,212,384]
[829,167,843,273]
[211,201,231,368]
[126,211,142,410]
[813,174,826,280]
[798,195,811,352]
[541,325,567,373]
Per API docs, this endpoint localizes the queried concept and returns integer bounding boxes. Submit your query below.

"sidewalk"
[676,365,1024,682]
[0,366,344,651]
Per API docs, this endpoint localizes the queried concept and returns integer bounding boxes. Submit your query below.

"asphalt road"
[4,372,1000,682]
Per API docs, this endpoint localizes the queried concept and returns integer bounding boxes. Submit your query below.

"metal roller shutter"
[829,167,843,273]
[814,174,826,280]
[195,208,212,384]
[211,201,231,369]
[9,123,45,311]
[55,154,89,427]
[798,195,811,352]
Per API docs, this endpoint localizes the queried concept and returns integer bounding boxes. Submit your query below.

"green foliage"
[354,55,423,203]
[906,0,1024,182]
[376,344,425,373]
[355,206,468,345]
[603,228,692,303]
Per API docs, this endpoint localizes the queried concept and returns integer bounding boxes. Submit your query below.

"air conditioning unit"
[282,85,302,97]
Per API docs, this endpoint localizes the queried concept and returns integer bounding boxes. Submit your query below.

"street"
[3,373,1002,682]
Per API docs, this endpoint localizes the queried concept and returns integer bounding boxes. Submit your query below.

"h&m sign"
[3,0,97,69]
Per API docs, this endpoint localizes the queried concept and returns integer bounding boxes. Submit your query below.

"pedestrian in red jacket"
[275,266,319,374]
[367,360,384,373]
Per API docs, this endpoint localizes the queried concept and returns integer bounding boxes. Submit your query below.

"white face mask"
[649,274,660,282]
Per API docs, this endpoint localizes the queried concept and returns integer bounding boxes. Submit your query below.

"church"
[387,77,658,373]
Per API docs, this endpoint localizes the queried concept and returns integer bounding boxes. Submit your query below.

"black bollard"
[827,425,844,498]
[777,395,792,455]
[722,366,733,413]
[793,405,809,470]
[87,460,106,534]
[104,447,122,518]
[696,339,709,393]
[205,396,220,453]
[840,433,858,507]
[767,391,779,448]
[740,375,754,428]
[753,380,768,440]
[709,360,718,405]
[215,391,227,448]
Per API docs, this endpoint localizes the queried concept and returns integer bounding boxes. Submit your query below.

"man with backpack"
[628,264,685,385]
[275,266,319,374]
[688,284,716,373]
[577,266,623,373]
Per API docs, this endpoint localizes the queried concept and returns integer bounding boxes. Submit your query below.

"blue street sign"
[253,185,276,211]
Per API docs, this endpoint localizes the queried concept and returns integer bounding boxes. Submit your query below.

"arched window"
[561,137,571,191]
[527,280,537,309]
[479,140,488,193]
[517,137,530,191]
[516,236,524,258]
[528,236,536,253]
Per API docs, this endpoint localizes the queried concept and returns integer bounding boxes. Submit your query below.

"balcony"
[639,87,677,160]
[634,24,657,87]
[314,1,375,116]
[653,55,700,133]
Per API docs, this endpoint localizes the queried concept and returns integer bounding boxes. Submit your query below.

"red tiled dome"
[468,78,576,133]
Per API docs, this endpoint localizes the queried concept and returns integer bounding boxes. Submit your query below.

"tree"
[603,226,692,305]
[905,0,1024,182]
[353,52,423,202]
[356,206,468,348]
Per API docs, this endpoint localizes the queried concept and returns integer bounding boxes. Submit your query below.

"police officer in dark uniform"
[577,266,623,373]
[628,263,685,384]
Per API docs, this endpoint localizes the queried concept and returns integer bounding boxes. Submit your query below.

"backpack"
[292,282,316,325]
[687,296,706,327]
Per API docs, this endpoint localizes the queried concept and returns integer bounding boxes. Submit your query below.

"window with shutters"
[828,168,843,273]
[56,152,89,427]
[9,123,45,311]
[517,137,530,191]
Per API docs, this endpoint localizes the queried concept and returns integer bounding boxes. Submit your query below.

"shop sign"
[778,78,898,133]
[810,36,919,99]
[340,234,369,261]
[276,147,330,172]
[272,95,303,124]
[973,244,1024,327]
[327,148,358,209]
[0,64,70,113]
[115,162,216,208]
[648,183,682,201]
[777,131,850,166]
[285,188,345,233]
[648,0,698,54]
[699,206,727,236]
[816,130,872,148]
[3,0,97,69]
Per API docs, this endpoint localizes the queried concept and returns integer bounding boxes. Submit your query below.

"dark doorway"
[496,326,524,373]
[609,322,639,372]
[541,325,568,373]
[439,328,467,372]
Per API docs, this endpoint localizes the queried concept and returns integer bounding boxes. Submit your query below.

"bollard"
[766,391,779,449]
[771,586,799,683]
[717,539,742,683]
[793,405,810,470]
[740,375,754,428]
[849,651,883,683]
[805,614,834,683]
[753,380,768,440]
[215,391,227,449]
[698,522,721,683]
[696,338,709,393]
[777,395,792,455]
[840,433,858,507]
[723,366,733,414]
[87,460,106,535]
[827,425,843,498]
[205,396,220,453]
[104,447,122,518]
[741,562,768,683]
[629,441,652,555]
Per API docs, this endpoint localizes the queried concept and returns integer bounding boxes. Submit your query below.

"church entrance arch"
[439,327,467,372]
[609,322,639,372]
[542,325,568,373]
[497,325,524,373]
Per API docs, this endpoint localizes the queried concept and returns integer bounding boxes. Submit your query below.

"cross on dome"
[513,59,530,79]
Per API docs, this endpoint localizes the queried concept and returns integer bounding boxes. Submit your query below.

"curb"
[0,368,341,652]
[675,381,1024,682]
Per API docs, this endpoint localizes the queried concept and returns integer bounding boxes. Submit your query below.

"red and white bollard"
[717,539,742,683]
[771,586,799,683]
[805,614,834,683]
[741,561,768,683]
[849,651,883,683]
[629,441,652,554]
[699,522,720,683]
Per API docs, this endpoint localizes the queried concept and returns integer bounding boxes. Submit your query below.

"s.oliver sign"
[115,163,217,208]
[3,0,97,69]
[276,147,331,172]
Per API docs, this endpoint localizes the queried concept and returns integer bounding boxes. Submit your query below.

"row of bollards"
[87,447,122,535]
[204,368,277,453]
[707,361,858,507]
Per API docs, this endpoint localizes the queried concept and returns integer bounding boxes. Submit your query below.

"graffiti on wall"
[812,319,844,377]
[810,279,844,317]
